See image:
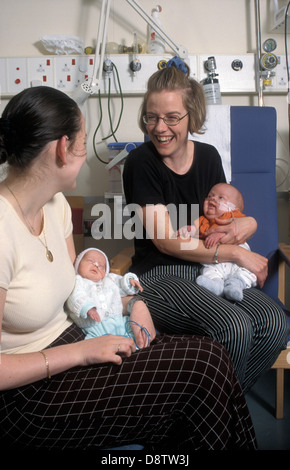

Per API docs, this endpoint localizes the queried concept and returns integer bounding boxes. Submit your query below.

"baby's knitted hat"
[74,248,110,275]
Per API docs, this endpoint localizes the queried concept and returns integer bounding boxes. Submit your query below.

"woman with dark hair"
[0,85,257,451]
[123,60,288,392]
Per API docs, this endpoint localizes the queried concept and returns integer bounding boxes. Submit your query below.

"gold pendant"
[46,249,54,262]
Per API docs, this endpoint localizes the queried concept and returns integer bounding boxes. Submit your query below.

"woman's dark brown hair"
[0,86,82,170]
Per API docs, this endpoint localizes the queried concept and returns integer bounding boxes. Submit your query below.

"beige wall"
[0,0,289,196]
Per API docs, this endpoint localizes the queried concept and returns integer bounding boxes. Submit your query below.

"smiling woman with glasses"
[123,58,287,400]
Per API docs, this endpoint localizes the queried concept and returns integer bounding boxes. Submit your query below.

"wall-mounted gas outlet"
[199,54,256,93]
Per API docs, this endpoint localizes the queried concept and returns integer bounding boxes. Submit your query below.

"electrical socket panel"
[27,57,54,87]
[54,56,91,92]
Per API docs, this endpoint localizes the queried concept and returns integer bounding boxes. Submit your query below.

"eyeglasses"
[142,112,189,126]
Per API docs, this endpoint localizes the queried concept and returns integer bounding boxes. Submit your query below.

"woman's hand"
[229,244,268,288]
[130,300,156,349]
[241,251,268,288]
[78,335,136,367]
[205,216,257,245]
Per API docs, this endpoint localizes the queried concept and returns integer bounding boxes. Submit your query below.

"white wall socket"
[27,57,54,88]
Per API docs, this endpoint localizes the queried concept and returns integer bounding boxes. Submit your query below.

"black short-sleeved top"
[123,140,226,275]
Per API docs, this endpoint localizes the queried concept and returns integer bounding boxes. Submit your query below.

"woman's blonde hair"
[139,65,206,135]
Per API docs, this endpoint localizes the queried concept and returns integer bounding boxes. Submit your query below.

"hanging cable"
[92,62,124,163]
[107,75,117,142]
[93,90,108,164]
[103,63,124,142]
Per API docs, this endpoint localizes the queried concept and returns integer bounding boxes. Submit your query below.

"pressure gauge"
[158,59,167,70]
[260,53,278,70]
[263,38,277,53]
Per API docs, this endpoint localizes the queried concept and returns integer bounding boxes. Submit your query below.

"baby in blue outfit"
[66,248,153,348]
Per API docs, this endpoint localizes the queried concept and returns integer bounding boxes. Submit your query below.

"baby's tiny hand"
[204,232,225,248]
[87,307,101,322]
[130,279,143,292]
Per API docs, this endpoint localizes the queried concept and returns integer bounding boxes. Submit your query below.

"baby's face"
[78,250,107,281]
[203,184,237,219]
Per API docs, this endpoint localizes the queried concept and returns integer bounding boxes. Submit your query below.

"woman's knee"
[241,289,288,344]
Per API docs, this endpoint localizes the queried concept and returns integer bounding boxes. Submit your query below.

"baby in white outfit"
[66,248,154,347]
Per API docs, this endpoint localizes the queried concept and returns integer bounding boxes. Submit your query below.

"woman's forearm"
[0,334,136,391]
[159,237,248,267]
[0,343,82,390]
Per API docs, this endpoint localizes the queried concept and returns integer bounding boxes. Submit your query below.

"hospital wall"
[0,0,289,197]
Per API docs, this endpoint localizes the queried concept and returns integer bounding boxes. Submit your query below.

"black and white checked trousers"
[139,265,288,392]
[0,324,256,451]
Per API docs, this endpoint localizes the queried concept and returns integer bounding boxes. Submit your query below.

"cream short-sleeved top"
[0,192,76,354]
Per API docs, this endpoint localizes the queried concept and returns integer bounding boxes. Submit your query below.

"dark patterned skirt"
[0,323,256,451]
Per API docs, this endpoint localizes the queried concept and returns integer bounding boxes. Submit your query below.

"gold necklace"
[5,183,54,262]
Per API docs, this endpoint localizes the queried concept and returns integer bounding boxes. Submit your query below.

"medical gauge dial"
[260,53,278,70]
[262,38,277,53]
